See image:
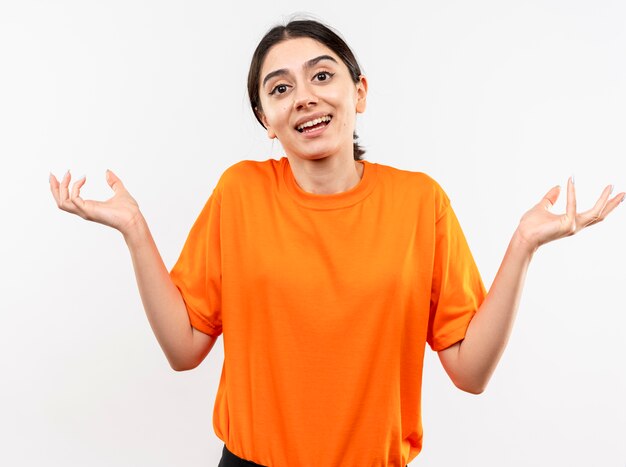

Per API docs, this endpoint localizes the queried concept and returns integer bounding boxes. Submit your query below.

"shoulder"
[368,161,450,210]
[370,161,442,190]
[218,158,280,184]
[214,158,282,194]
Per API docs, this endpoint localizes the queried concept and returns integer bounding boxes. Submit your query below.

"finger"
[57,170,80,214]
[49,173,61,204]
[566,176,576,221]
[582,191,625,227]
[106,169,124,192]
[577,184,613,227]
[70,176,87,212]
[540,185,561,209]
[70,175,86,198]
[58,170,71,204]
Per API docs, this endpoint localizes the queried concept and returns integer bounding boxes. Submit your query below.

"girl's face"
[258,37,367,162]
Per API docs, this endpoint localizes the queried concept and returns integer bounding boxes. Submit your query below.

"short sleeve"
[169,188,223,337]
[427,198,486,351]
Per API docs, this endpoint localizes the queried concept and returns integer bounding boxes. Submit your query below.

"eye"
[269,84,289,95]
[314,71,334,82]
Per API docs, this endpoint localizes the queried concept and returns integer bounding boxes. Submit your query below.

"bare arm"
[438,179,625,394]
[50,170,216,371]
[122,215,217,370]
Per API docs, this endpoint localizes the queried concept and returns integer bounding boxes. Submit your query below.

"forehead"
[261,37,342,76]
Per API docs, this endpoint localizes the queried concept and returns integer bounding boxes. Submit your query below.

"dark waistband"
[219,445,267,467]
[218,444,408,467]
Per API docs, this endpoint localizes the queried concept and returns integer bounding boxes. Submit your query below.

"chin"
[285,144,347,162]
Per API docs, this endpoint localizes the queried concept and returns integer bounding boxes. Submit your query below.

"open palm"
[517,178,624,252]
[49,170,142,235]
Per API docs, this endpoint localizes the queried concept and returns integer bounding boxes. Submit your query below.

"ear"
[257,108,277,139]
[355,75,368,114]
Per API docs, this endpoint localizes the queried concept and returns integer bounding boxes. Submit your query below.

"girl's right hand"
[50,169,143,236]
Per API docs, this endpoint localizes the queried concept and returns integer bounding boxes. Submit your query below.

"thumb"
[105,169,124,192]
[540,185,561,209]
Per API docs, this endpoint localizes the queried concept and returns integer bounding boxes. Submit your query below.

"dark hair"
[247,19,365,161]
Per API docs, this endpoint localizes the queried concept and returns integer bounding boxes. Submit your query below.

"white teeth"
[297,115,331,131]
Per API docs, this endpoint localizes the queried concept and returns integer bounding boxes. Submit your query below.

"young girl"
[49,19,624,467]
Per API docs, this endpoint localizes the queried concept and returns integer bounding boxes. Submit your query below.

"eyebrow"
[262,55,339,88]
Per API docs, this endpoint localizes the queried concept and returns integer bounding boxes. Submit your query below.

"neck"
[286,154,364,195]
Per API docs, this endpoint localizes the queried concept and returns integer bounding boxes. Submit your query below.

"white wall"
[1,1,624,465]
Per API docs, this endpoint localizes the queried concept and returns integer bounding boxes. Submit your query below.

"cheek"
[275,112,291,134]
[268,104,291,122]
[327,87,358,114]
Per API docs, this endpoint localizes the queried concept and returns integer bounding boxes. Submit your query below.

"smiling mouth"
[296,115,332,133]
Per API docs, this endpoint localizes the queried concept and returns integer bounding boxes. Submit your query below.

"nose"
[293,82,317,111]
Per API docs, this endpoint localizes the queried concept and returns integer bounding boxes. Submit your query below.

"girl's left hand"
[515,177,625,253]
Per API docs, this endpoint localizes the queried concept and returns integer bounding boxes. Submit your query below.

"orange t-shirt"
[170,157,485,467]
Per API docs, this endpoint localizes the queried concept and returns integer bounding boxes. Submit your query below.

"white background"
[1,1,625,465]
